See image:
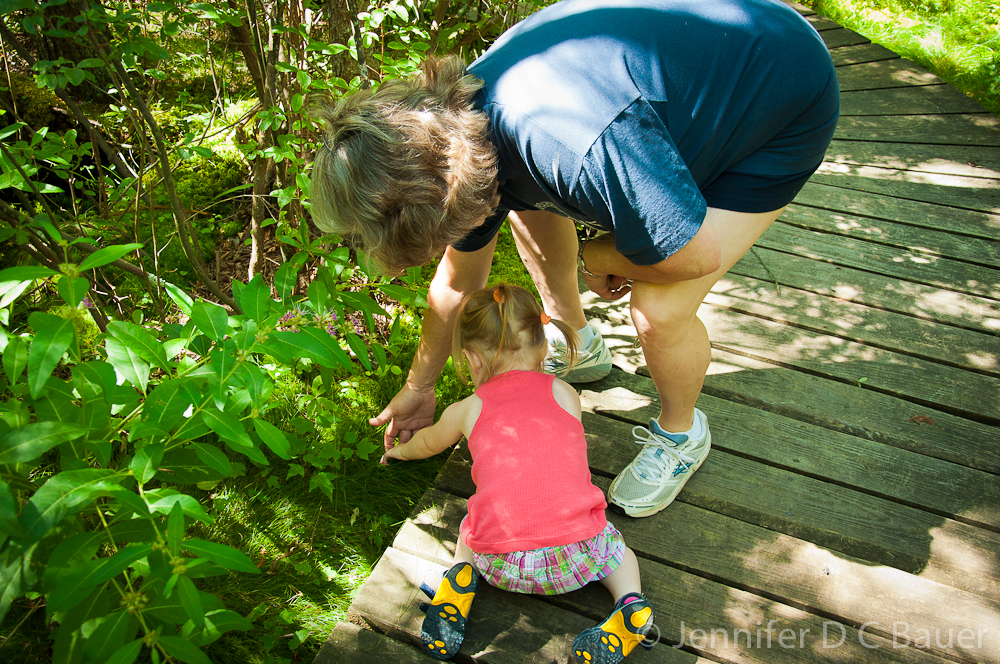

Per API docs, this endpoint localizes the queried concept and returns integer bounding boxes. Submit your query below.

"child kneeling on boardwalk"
[383,284,654,663]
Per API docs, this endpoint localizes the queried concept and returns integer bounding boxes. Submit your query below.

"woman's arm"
[369,237,498,449]
[382,397,478,462]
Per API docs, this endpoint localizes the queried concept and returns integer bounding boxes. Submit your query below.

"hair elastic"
[493,289,504,304]
[540,312,551,325]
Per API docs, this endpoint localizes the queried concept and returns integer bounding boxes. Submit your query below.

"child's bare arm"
[382,398,474,462]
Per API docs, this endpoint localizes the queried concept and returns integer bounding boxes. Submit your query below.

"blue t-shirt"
[455,0,838,265]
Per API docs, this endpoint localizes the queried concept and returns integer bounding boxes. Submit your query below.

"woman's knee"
[629,284,705,343]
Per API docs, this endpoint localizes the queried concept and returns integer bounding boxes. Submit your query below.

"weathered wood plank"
[807,168,1000,214]
[793,181,1000,240]
[780,204,1000,268]
[829,42,899,66]
[782,0,815,16]
[840,85,986,116]
[701,302,1000,421]
[756,222,1000,300]
[820,27,870,48]
[434,431,1000,600]
[708,271,1000,374]
[577,382,1000,530]
[397,488,1000,664]
[728,246,1000,335]
[836,59,943,91]
[701,349,1000,473]
[822,141,1000,183]
[835,113,1000,146]
[314,622,430,664]
[803,14,839,30]
[352,547,697,663]
[577,295,1000,473]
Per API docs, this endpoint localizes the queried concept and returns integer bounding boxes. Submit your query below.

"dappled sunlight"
[907,287,1000,330]
[924,521,999,585]
[965,352,999,370]
[824,152,1000,179]
[817,161,1000,190]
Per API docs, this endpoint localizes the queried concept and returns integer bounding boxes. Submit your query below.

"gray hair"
[310,56,500,274]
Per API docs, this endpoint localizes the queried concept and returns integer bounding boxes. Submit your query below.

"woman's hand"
[370,384,437,462]
[582,271,632,300]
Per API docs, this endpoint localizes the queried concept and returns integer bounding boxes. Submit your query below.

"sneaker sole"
[421,563,478,659]
[608,439,712,518]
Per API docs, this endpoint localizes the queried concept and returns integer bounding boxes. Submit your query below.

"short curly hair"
[310,56,500,274]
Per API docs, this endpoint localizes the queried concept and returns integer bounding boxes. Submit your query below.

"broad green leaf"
[147,493,213,524]
[157,447,224,485]
[0,553,23,624]
[161,635,213,664]
[2,335,27,382]
[26,312,76,399]
[273,262,299,300]
[72,360,117,401]
[104,488,151,519]
[48,544,152,614]
[376,283,426,307]
[105,336,150,392]
[346,332,372,370]
[142,379,196,435]
[337,289,388,318]
[83,608,138,662]
[78,243,143,271]
[0,279,32,310]
[168,502,185,556]
[191,442,232,477]
[0,265,57,282]
[299,326,351,369]
[307,279,329,312]
[0,481,25,538]
[252,420,291,460]
[0,421,89,464]
[57,275,90,307]
[162,280,193,316]
[107,321,169,370]
[106,638,143,664]
[176,574,204,627]
[20,469,121,541]
[130,443,164,485]
[201,408,252,449]
[183,609,253,646]
[264,331,337,368]
[238,275,273,322]
[182,539,260,574]
[190,300,228,342]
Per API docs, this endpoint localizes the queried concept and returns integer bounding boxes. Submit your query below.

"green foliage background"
[0,0,995,662]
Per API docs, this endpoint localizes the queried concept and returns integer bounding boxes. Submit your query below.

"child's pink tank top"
[464,370,608,554]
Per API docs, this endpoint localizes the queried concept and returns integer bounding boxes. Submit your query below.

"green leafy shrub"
[0,239,427,662]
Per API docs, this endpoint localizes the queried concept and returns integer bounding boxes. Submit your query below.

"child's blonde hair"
[452,283,579,385]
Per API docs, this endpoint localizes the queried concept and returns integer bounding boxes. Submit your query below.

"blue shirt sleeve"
[575,99,707,266]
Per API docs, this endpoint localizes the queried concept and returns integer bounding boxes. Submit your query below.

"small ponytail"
[451,283,579,385]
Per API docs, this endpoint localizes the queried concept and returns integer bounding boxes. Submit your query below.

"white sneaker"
[544,324,612,383]
[608,408,712,517]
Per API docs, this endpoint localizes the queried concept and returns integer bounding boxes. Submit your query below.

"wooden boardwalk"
[315,4,1000,663]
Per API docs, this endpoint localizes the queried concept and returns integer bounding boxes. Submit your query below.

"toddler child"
[383,283,654,663]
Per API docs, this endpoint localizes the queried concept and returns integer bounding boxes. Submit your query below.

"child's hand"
[381,444,405,465]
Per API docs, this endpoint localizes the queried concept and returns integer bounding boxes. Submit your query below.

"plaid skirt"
[461,518,626,595]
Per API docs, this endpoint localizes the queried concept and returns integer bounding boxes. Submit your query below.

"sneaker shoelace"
[630,425,697,480]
